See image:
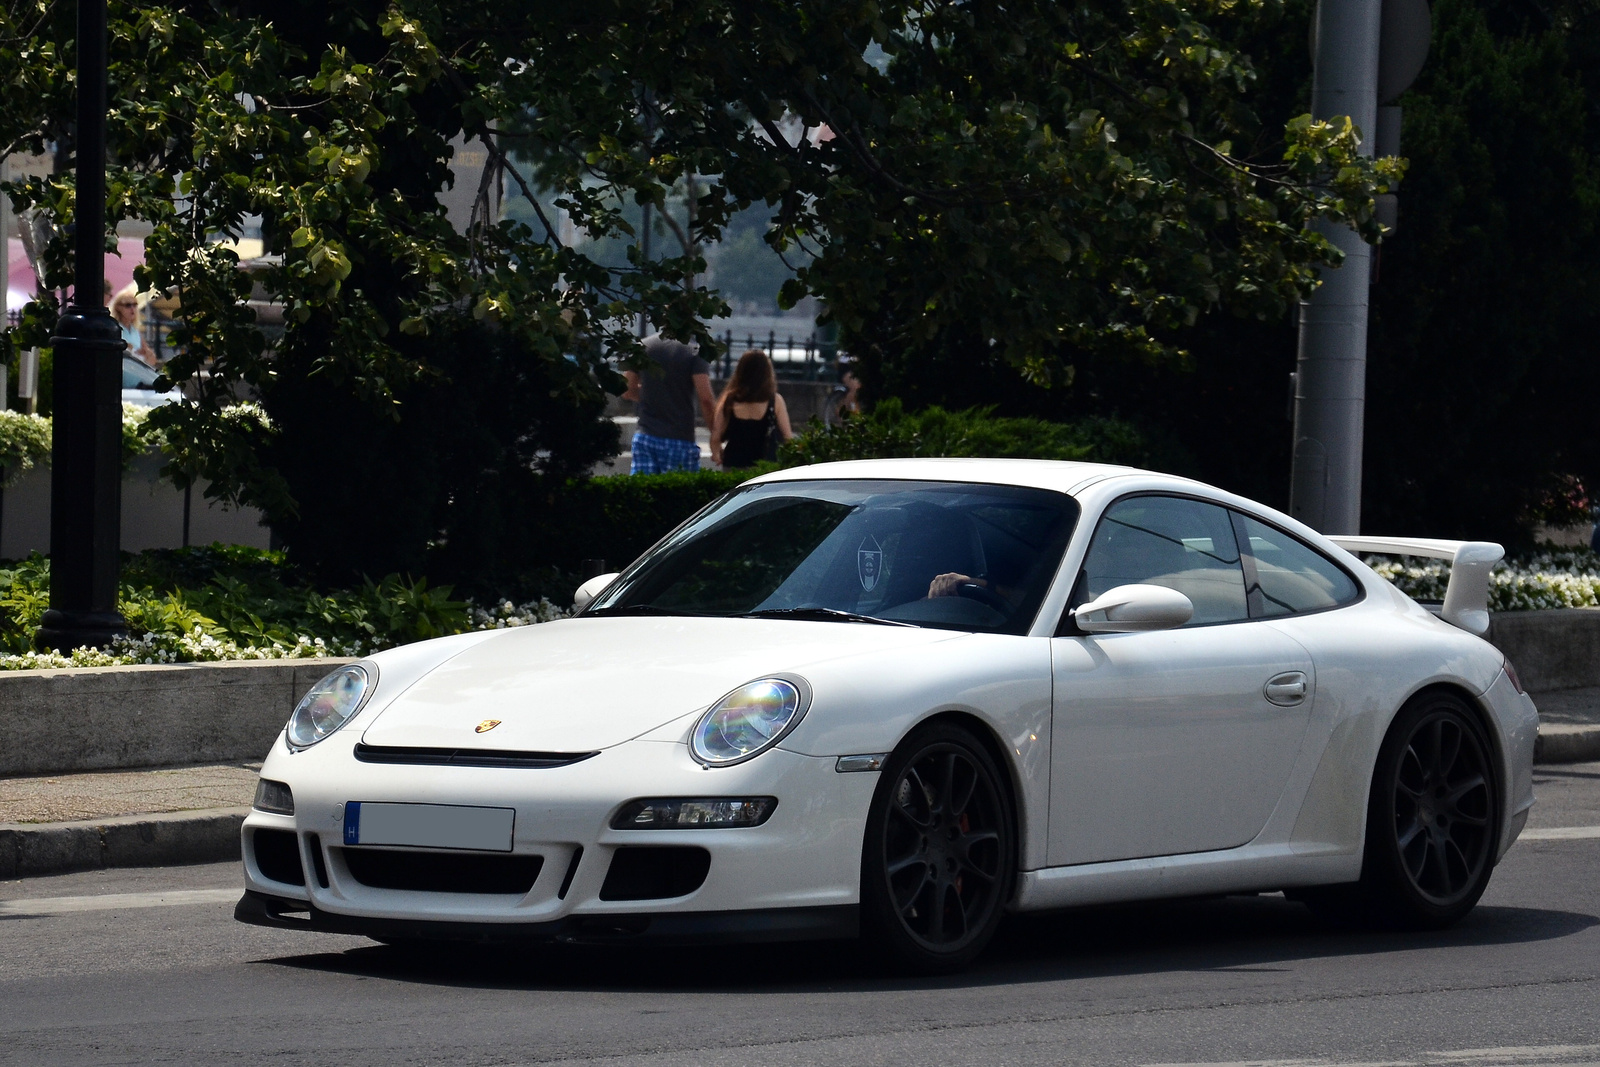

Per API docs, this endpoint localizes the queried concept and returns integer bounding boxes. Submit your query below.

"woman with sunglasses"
[110,283,156,366]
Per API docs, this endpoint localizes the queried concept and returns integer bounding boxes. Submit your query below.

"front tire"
[860,722,1015,974]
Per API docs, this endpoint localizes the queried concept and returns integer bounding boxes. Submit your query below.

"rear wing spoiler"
[1327,536,1504,636]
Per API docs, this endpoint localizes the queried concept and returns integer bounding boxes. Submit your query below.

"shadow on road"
[256,892,1597,993]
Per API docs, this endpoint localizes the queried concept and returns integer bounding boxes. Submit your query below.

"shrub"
[505,470,752,600]
[779,399,1151,467]
[262,320,621,587]
[0,545,569,669]
[0,404,238,485]
[0,410,51,485]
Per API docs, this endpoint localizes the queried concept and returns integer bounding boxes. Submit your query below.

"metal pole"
[37,0,127,651]
[637,203,651,338]
[1,154,9,369]
[1289,0,1381,535]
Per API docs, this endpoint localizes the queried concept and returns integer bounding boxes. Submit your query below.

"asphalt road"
[4,764,1599,1067]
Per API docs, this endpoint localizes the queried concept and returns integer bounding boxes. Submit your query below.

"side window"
[1074,496,1249,626]
[1235,513,1361,616]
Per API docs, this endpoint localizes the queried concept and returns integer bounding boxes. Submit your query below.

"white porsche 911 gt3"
[237,459,1539,971]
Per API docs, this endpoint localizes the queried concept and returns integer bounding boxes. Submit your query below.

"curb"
[1535,724,1600,765]
[0,807,245,879]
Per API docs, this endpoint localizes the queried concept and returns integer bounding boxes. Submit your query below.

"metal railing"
[713,330,840,382]
[5,306,179,358]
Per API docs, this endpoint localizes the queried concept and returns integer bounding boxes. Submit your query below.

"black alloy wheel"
[861,722,1015,973]
[1362,692,1500,927]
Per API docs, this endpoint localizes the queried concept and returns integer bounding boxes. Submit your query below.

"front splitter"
[235,890,858,946]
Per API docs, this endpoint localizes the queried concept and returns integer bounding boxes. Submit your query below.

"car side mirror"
[572,572,620,613]
[1071,583,1194,634]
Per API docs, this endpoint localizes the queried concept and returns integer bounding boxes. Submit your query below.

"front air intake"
[352,744,597,769]
[599,846,711,901]
[340,848,543,895]
[252,828,306,887]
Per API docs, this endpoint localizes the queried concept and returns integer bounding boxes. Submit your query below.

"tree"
[0,0,1395,583]
[1360,0,1600,542]
[871,0,1600,545]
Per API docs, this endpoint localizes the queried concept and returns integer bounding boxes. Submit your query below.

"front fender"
[777,632,1053,870]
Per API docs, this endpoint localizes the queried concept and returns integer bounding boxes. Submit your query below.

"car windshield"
[588,479,1080,634]
[122,355,159,389]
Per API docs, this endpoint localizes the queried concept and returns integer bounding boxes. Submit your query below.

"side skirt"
[1013,844,1362,912]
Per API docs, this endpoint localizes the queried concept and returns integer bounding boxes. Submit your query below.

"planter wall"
[1486,608,1600,693]
[0,448,270,558]
[0,658,353,777]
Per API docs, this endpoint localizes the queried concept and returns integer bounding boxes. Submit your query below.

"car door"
[1047,494,1315,866]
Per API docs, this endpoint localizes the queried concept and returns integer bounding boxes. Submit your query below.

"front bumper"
[239,730,877,935]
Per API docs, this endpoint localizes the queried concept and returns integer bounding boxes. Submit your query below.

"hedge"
[780,400,1151,467]
[500,406,1151,597]
[519,469,753,584]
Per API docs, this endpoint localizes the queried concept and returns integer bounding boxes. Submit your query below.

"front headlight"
[690,677,810,766]
[286,664,375,750]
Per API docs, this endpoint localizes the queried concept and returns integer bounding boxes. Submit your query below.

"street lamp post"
[1288,0,1382,537]
[1289,0,1431,535]
[36,0,128,652]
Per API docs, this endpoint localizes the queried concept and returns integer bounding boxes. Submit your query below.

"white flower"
[1373,553,1600,612]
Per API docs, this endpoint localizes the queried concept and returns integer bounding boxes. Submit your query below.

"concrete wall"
[0,658,352,777]
[1486,608,1600,693]
[0,448,271,558]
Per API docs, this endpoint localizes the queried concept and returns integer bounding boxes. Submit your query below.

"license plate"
[342,802,515,852]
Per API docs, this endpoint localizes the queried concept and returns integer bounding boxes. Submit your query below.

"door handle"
[1264,671,1308,707]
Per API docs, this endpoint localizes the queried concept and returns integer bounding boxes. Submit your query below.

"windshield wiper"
[587,604,716,618]
[737,607,917,627]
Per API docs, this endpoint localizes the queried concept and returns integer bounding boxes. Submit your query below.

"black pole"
[37,0,127,652]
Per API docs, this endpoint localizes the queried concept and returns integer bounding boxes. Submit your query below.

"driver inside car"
[927,571,984,598]
[926,571,1021,611]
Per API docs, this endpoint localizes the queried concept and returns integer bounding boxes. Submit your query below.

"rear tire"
[860,722,1016,974]
[1363,691,1500,927]
[1299,691,1500,928]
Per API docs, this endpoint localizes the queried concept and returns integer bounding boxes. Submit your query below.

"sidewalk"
[1531,686,1600,763]
[3,694,1598,880]
[0,762,255,879]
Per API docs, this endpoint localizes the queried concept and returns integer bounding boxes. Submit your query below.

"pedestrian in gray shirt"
[622,333,715,474]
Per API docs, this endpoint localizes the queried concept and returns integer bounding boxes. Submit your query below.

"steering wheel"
[955,582,1009,613]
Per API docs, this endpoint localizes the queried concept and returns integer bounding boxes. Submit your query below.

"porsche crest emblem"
[857,535,883,592]
[474,719,502,734]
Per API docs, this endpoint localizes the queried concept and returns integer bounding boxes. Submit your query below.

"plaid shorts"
[630,431,701,475]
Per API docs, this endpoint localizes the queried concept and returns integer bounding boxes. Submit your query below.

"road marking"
[1143,1046,1600,1067]
[1432,1049,1600,1062]
[0,888,239,918]
[1519,825,1600,841]
[1143,1061,1409,1066]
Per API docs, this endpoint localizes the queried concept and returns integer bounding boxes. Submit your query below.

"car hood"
[360,616,960,753]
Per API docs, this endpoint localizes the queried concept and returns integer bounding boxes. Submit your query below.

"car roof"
[745,457,1211,497]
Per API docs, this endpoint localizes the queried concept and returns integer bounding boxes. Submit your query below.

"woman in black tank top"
[711,349,795,470]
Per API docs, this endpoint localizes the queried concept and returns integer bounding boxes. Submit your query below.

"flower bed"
[1370,548,1600,612]
[0,546,569,671]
